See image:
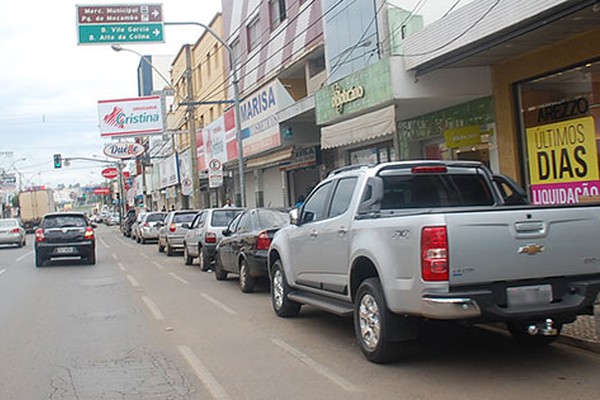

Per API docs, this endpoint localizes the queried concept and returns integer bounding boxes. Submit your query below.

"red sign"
[93,187,111,195]
[101,167,119,179]
[123,171,131,179]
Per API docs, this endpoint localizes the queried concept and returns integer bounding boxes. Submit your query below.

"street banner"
[98,96,164,138]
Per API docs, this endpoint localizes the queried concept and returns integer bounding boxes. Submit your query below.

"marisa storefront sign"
[316,59,393,125]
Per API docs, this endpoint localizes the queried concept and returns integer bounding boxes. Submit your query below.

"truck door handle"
[310,229,318,238]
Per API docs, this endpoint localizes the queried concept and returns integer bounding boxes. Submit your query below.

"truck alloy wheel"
[271,260,300,317]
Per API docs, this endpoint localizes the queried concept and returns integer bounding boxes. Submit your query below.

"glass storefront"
[517,59,600,205]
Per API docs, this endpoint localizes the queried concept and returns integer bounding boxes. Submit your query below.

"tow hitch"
[527,318,558,336]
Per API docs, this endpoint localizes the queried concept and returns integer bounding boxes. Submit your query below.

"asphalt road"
[2,225,600,400]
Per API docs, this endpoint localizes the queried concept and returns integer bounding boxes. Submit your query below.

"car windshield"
[173,213,197,223]
[147,213,166,222]
[0,220,18,228]
[211,210,242,227]
[256,210,288,229]
[43,215,87,228]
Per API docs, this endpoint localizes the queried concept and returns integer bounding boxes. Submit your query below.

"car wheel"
[165,242,174,256]
[199,247,210,271]
[271,260,301,317]
[183,244,193,265]
[239,259,256,293]
[35,252,44,267]
[354,278,415,363]
[87,252,96,265]
[507,321,562,347]
[214,253,228,280]
[17,240,23,248]
[23,238,26,247]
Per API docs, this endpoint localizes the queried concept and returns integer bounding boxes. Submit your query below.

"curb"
[558,334,600,354]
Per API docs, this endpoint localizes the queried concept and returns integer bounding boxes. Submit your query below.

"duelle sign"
[103,142,145,159]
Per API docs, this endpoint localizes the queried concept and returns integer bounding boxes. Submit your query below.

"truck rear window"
[380,174,494,209]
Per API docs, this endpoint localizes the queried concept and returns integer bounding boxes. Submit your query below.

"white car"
[0,218,27,247]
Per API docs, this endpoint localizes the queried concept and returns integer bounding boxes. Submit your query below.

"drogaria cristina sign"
[98,95,163,138]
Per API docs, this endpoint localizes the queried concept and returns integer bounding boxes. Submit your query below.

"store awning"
[321,105,396,149]
[246,147,294,169]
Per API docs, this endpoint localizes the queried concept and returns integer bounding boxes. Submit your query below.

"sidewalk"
[559,306,600,353]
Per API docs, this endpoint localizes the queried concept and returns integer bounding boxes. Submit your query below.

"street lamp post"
[111,45,202,209]
[165,21,246,207]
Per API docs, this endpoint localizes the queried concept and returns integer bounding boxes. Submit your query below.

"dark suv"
[34,212,96,267]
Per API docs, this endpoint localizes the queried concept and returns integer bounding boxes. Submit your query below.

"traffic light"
[53,154,62,169]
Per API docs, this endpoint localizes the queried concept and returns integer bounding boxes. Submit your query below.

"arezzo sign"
[98,95,163,138]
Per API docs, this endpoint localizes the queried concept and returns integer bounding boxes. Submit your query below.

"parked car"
[0,218,27,247]
[130,212,147,242]
[121,208,137,237]
[34,212,96,267]
[214,208,289,292]
[135,211,166,243]
[157,210,199,256]
[182,207,243,271]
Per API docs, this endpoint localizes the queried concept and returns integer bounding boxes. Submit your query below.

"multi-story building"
[220,0,326,207]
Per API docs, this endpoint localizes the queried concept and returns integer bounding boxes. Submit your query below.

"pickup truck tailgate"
[445,207,600,285]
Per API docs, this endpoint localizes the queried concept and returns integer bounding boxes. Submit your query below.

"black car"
[121,208,137,237]
[214,208,289,293]
[34,212,96,267]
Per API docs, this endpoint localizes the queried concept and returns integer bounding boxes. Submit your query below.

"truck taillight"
[35,228,45,242]
[169,223,177,233]
[255,231,271,251]
[84,226,94,240]
[205,232,217,244]
[421,226,448,281]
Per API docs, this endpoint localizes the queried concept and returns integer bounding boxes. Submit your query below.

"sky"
[0,0,221,189]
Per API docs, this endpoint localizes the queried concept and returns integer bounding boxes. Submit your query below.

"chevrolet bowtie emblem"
[518,244,545,255]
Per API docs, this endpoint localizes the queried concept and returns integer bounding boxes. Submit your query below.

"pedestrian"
[223,198,232,208]
[170,204,175,211]
[161,205,166,212]
[295,194,305,208]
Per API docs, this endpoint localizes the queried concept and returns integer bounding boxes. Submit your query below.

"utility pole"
[184,44,200,209]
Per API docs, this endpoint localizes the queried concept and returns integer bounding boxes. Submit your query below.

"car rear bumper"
[35,241,95,259]
[0,234,23,244]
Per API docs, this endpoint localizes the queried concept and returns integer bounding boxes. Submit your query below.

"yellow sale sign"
[526,116,598,185]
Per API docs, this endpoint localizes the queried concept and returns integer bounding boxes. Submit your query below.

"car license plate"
[507,284,552,307]
[55,247,74,254]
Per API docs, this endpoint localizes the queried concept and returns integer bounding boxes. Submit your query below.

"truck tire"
[507,321,562,346]
[354,278,414,363]
[166,242,174,256]
[271,260,301,317]
[239,259,256,293]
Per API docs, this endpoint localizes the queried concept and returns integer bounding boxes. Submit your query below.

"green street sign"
[76,4,165,45]
[78,23,164,44]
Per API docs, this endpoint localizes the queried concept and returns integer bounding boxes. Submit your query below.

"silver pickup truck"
[267,160,600,363]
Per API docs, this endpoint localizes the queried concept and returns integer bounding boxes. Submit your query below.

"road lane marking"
[201,293,236,315]
[152,261,165,270]
[116,238,134,248]
[118,262,126,272]
[272,338,360,392]
[126,275,140,287]
[0,269,6,277]
[169,272,189,284]
[16,251,32,262]
[141,296,165,320]
[139,252,149,259]
[99,237,110,249]
[178,346,229,400]
[112,253,118,260]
